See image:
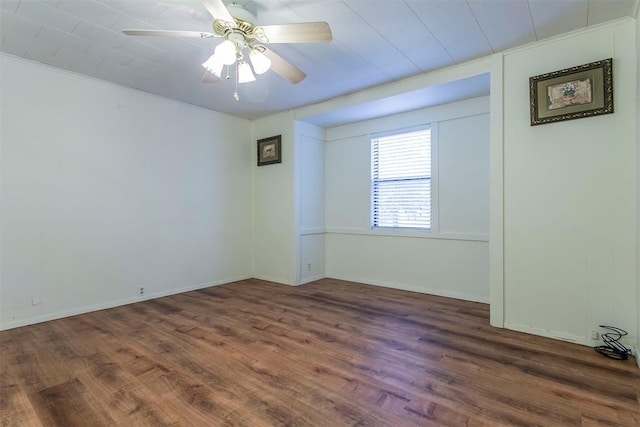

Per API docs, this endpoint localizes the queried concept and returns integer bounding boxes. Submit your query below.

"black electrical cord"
[593,325,632,360]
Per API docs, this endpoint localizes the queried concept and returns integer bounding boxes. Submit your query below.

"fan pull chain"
[234,62,240,101]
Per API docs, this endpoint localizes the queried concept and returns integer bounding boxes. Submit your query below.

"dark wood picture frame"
[257,135,282,166]
[529,58,613,126]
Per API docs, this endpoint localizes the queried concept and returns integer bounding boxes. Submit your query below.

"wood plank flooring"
[1,278,639,426]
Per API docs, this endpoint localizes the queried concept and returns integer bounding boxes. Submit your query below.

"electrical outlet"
[591,330,599,340]
[307,263,311,272]
[31,290,41,305]
[139,287,144,295]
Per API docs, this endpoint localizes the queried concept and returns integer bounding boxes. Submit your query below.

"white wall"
[296,121,326,284]
[499,19,637,347]
[252,112,296,285]
[0,55,253,330]
[438,114,490,235]
[325,97,490,302]
[252,116,326,286]
[636,14,640,358]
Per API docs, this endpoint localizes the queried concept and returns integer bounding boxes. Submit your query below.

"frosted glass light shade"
[215,40,236,65]
[202,54,223,77]
[238,61,256,83]
[249,49,271,74]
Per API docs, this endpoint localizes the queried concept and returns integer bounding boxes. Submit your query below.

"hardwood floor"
[1,278,639,426]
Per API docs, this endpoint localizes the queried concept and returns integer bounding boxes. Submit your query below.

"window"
[371,127,431,230]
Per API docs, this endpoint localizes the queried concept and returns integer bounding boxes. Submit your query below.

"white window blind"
[371,127,431,229]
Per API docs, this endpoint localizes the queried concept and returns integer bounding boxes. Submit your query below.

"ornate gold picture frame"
[529,58,613,126]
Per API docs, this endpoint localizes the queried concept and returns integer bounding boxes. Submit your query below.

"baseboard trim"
[504,322,592,347]
[504,324,639,359]
[326,274,489,304]
[252,275,292,286]
[0,275,251,331]
[298,274,326,285]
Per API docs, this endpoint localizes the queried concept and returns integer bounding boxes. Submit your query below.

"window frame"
[370,123,439,233]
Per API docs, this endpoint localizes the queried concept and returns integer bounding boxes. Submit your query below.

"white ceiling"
[1,0,637,125]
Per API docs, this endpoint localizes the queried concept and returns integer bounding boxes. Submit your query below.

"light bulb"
[237,61,256,83]
[202,53,223,77]
[215,40,236,65]
[249,49,271,75]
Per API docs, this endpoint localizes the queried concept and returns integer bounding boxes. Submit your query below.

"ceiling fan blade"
[262,47,306,84]
[259,22,332,43]
[122,29,216,38]
[201,0,236,27]
[202,71,220,83]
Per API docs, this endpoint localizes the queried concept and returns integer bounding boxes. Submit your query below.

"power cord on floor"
[593,325,632,360]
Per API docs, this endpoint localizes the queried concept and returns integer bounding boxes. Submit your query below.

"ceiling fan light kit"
[122,0,332,101]
[214,39,237,65]
[237,61,256,83]
[202,54,224,77]
[249,48,271,75]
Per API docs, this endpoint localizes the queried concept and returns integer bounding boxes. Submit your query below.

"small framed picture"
[529,58,613,126]
[257,135,282,166]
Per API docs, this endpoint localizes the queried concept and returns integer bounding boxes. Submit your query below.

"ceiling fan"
[123,0,332,100]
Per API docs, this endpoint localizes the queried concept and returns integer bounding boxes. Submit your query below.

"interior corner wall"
[325,97,490,303]
[295,120,326,285]
[501,19,637,347]
[636,14,640,358]
[0,54,253,330]
[252,112,296,285]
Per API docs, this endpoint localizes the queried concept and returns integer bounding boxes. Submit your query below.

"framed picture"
[257,135,282,166]
[529,58,613,126]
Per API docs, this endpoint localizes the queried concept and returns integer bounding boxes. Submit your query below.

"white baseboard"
[0,275,251,331]
[504,322,593,347]
[504,323,640,360]
[252,274,292,286]
[326,274,490,304]
[298,274,326,285]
